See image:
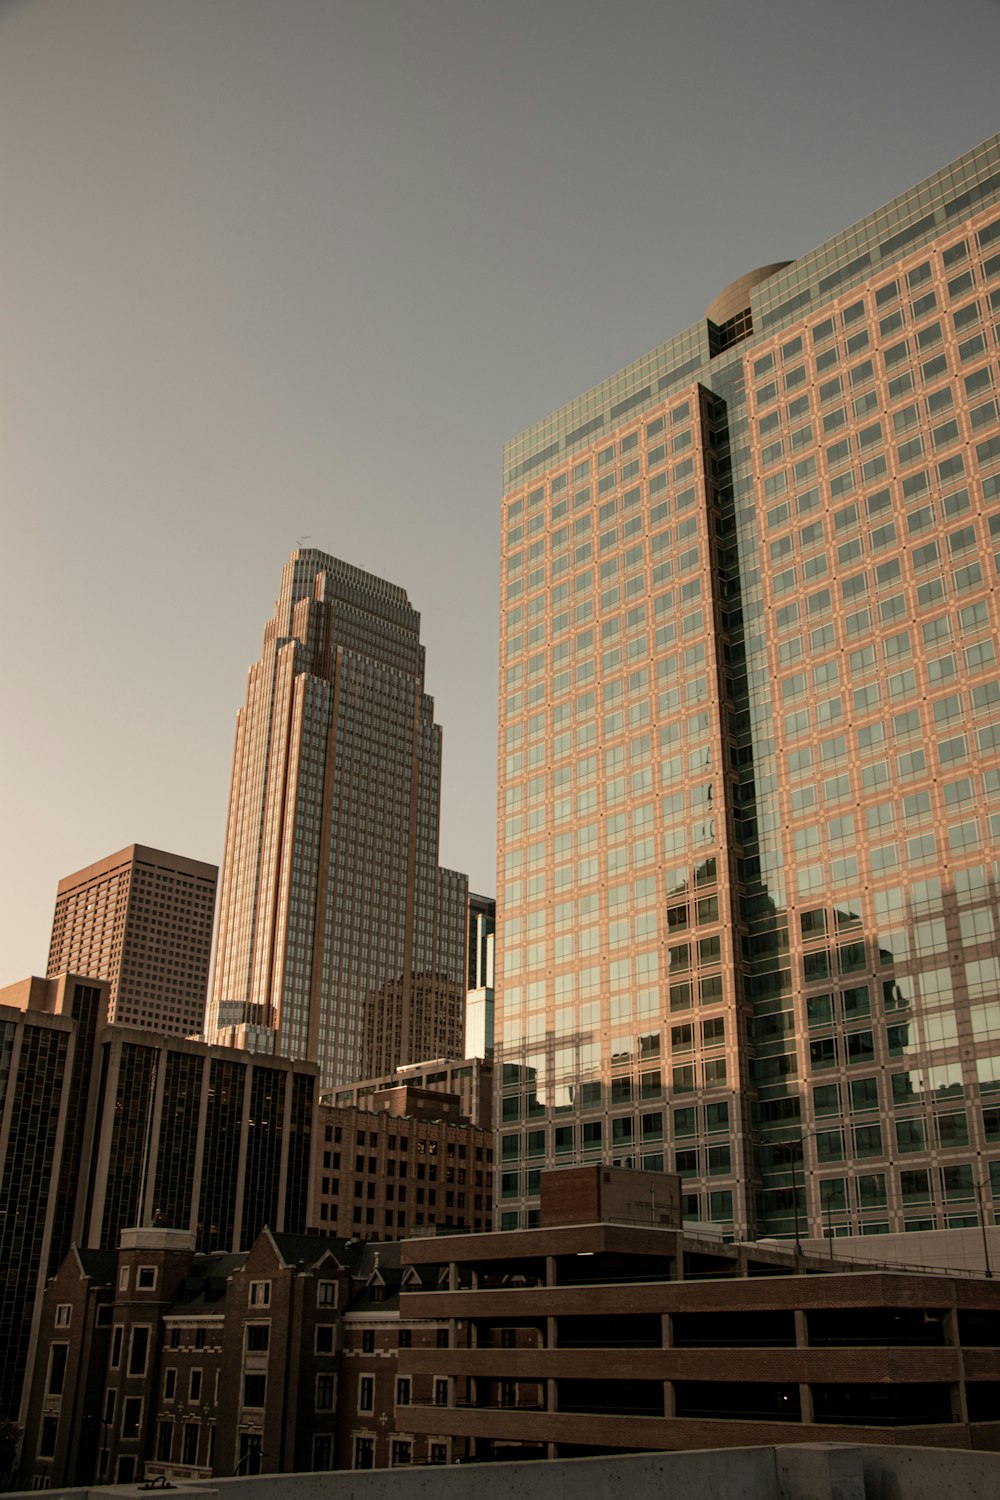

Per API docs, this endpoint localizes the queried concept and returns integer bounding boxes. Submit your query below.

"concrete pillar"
[664,1380,676,1418]
[798,1383,814,1424]
[793,1308,809,1348]
[943,1297,969,1425]
[661,1312,673,1348]
[546,1254,556,1287]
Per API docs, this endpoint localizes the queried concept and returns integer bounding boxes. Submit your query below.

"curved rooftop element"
[706,263,792,325]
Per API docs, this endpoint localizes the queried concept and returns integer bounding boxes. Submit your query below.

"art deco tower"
[207,549,467,1090]
[497,134,1000,1242]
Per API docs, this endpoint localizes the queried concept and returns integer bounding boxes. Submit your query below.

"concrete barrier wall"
[10,1442,1000,1500]
[859,1444,1000,1500]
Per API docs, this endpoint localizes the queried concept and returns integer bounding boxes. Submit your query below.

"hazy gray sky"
[2,0,999,980]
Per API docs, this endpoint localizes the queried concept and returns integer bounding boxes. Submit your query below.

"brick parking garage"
[397,1166,1000,1460]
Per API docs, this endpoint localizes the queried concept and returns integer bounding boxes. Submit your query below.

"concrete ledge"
[860,1444,1000,1500]
[777,1445,865,1500]
[10,1442,1000,1500]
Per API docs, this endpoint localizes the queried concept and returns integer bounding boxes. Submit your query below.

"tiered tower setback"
[207,550,467,1091]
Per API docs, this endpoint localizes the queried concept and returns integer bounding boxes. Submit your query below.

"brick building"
[312,1093,494,1240]
[397,1167,1000,1459]
[20,1168,1000,1485]
[20,1229,454,1488]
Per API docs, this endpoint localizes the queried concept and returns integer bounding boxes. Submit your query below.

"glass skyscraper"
[496,133,1000,1241]
[207,549,467,1091]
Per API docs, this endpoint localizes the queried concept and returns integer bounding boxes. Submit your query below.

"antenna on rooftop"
[296,535,312,548]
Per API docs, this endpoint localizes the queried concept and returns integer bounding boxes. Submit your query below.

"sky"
[1,0,999,982]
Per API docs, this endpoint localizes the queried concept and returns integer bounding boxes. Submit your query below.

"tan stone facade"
[47,843,216,1036]
[205,550,467,1092]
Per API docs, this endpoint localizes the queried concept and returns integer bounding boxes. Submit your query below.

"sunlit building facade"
[207,550,467,1091]
[47,844,217,1036]
[496,134,1000,1240]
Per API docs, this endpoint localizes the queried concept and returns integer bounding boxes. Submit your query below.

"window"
[190,1369,202,1402]
[249,1281,271,1307]
[110,1326,124,1368]
[243,1374,266,1409]
[54,1304,71,1328]
[316,1374,336,1411]
[316,1325,335,1354]
[47,1343,68,1396]
[396,1376,411,1406]
[128,1326,150,1377]
[358,1375,375,1412]
[121,1397,142,1442]
[361,1329,375,1353]
[435,1378,449,1406]
[156,1419,173,1463]
[391,1440,413,1466]
[238,1433,263,1476]
[245,1323,269,1352]
[38,1415,58,1459]
[182,1422,199,1466]
[317,1280,337,1308]
[137,1266,157,1291]
[354,1437,374,1470]
[164,1368,177,1400]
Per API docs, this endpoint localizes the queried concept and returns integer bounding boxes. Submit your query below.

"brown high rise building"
[47,844,217,1036]
[497,134,1000,1242]
[206,550,467,1092]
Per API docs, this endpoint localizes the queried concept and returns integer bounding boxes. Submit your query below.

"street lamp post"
[787,1130,839,1258]
[974,1158,993,1278]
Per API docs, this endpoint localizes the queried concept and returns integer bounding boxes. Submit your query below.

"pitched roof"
[74,1247,117,1284]
[167,1253,246,1314]
[269,1231,366,1273]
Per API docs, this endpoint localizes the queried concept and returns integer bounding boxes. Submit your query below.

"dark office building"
[0,974,316,1426]
[0,975,108,1421]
